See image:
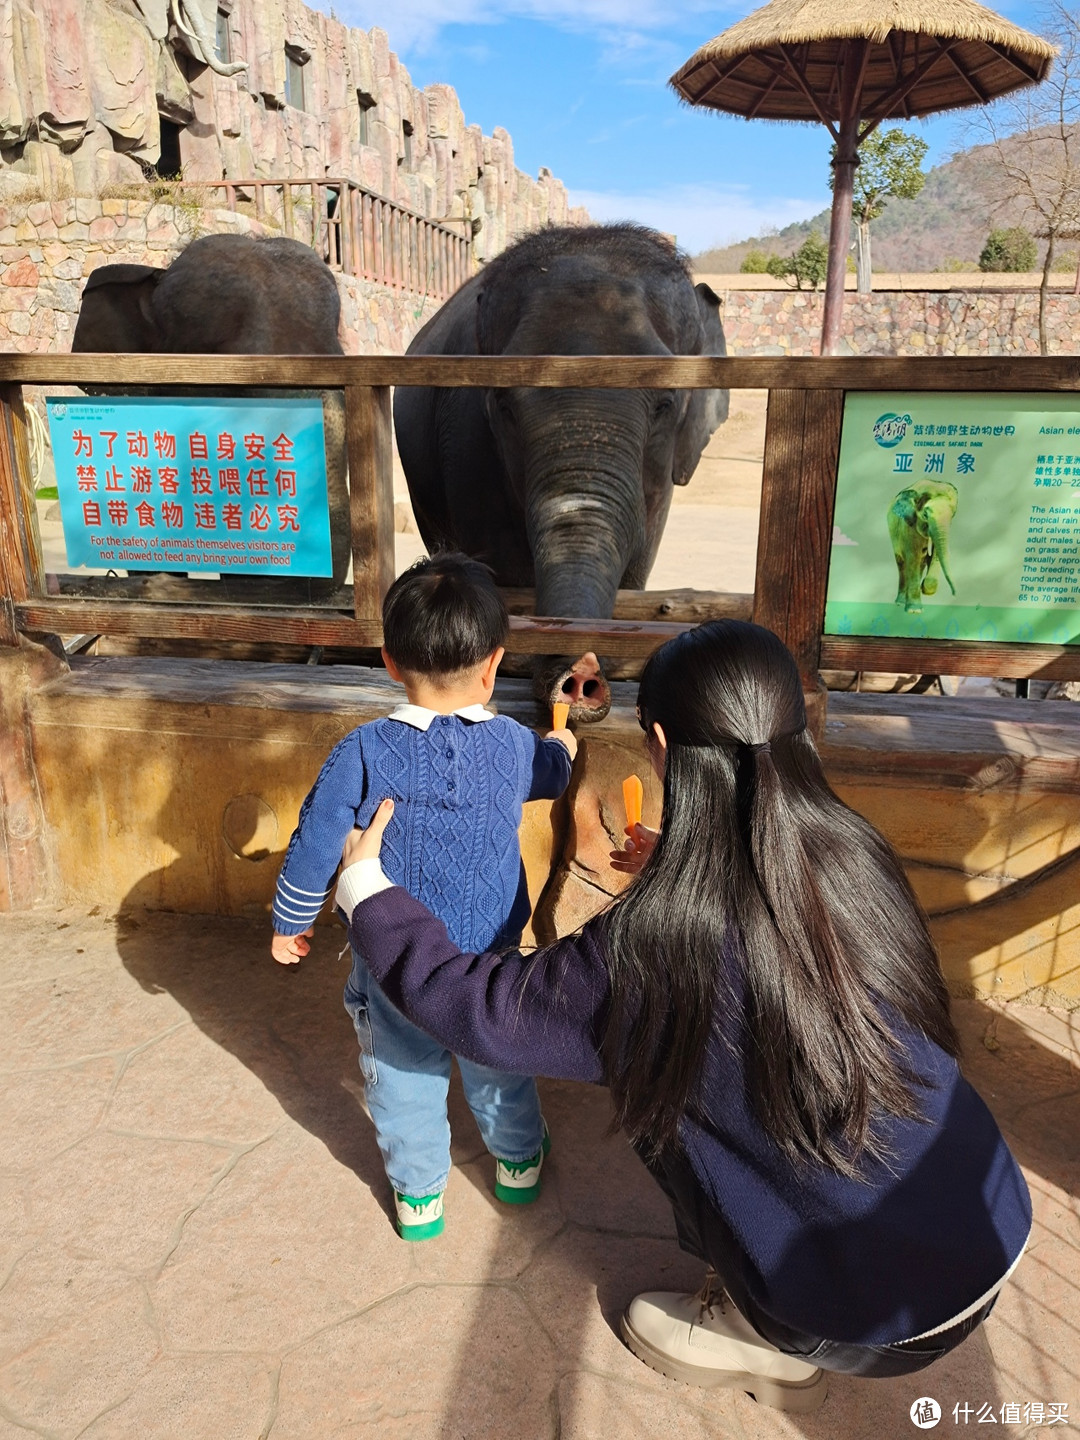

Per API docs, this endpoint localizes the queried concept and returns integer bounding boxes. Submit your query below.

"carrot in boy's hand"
[552,701,570,730]
[622,774,643,831]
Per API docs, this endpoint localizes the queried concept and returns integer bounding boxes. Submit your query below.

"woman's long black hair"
[600,620,959,1176]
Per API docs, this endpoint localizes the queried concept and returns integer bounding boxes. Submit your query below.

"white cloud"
[569,182,829,254]
[328,0,732,55]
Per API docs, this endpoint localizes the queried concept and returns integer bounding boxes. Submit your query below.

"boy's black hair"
[381,551,509,679]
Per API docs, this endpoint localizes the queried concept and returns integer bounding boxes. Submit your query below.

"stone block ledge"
[18,655,1080,1004]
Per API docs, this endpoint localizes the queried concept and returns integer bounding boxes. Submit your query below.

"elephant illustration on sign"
[888,481,958,613]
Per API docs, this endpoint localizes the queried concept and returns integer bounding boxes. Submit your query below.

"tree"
[765,231,829,289]
[971,0,1080,353]
[740,249,770,273]
[979,226,1039,271]
[830,128,929,293]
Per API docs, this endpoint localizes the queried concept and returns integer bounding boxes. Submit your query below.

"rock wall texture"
[721,287,1080,355]
[0,197,439,354]
[0,0,585,264]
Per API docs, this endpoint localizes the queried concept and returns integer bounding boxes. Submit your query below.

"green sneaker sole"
[495,1179,541,1205]
[397,1215,445,1241]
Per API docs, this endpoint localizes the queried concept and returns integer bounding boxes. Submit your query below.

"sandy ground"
[0,905,1076,1439]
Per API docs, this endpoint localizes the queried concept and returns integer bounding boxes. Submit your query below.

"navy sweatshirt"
[347,885,1031,1348]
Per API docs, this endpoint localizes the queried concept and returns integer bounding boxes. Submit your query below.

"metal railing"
[172,177,472,300]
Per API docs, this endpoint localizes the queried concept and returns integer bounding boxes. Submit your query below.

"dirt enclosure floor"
[0,908,1076,1438]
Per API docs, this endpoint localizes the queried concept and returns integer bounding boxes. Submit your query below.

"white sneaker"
[621,1273,828,1412]
[394,1189,444,1241]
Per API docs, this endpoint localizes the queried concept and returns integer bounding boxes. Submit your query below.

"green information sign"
[825,392,1080,646]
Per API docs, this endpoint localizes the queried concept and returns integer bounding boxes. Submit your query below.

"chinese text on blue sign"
[46,396,332,576]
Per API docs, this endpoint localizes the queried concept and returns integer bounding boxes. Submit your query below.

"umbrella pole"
[821,113,858,356]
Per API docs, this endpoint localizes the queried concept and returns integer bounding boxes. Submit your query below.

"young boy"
[271,552,577,1240]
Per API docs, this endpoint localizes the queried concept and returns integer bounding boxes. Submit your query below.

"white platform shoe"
[621,1272,828,1412]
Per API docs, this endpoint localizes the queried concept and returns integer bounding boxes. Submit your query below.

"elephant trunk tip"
[534,651,612,723]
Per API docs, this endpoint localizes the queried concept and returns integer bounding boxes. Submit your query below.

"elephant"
[393,223,729,721]
[71,233,350,587]
[888,481,958,613]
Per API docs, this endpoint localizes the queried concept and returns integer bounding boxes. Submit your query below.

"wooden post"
[283,181,294,239]
[0,388,32,647]
[752,388,844,736]
[346,385,395,628]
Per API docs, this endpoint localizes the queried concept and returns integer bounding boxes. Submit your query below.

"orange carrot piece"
[622,774,643,830]
[552,701,570,730]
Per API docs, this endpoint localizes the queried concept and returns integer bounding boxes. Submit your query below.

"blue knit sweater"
[273,708,572,948]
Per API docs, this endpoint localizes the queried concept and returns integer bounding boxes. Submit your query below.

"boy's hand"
[342,797,395,869]
[272,927,314,966]
[609,822,658,876]
[546,728,578,760]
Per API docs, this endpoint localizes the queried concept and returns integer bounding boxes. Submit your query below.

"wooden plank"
[500,586,752,623]
[12,600,691,657]
[53,571,354,608]
[346,385,395,625]
[0,390,30,646]
[820,634,1080,680]
[752,389,804,648]
[6,388,44,598]
[13,353,1080,391]
[15,600,384,647]
[786,389,843,680]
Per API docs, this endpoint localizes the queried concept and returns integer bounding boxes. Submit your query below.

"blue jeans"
[344,948,545,1198]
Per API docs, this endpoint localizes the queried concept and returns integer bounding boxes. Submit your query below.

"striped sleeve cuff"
[272,878,334,935]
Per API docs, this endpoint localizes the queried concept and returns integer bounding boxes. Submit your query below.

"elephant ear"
[672,282,730,487]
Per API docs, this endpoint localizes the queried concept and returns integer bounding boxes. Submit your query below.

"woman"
[336,621,1030,1413]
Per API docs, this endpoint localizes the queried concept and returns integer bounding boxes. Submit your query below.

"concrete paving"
[0,906,1077,1439]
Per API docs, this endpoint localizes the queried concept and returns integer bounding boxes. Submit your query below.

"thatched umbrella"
[672,0,1055,353]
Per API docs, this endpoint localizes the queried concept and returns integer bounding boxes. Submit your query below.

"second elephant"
[888,482,958,613]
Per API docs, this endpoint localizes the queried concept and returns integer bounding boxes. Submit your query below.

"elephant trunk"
[927,511,956,595]
[170,0,248,76]
[516,389,652,719]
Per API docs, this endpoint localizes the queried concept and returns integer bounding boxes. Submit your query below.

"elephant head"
[888,481,958,613]
[475,244,728,717]
[72,265,162,353]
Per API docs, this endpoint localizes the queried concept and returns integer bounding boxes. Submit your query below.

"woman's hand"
[609,822,658,876]
[341,797,395,869]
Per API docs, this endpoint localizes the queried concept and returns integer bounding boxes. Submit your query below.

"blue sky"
[322,0,1050,253]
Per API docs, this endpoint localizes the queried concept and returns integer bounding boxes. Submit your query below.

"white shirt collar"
[387,703,496,732]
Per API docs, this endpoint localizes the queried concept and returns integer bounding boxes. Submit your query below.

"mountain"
[694,130,1077,273]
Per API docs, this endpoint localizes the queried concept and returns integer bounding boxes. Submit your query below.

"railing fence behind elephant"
[5,354,1080,731]
[170,178,471,300]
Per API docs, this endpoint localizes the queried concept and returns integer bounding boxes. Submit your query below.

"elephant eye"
[654,392,676,416]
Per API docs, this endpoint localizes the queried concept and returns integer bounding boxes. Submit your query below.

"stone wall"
[0,0,586,265]
[0,195,439,354]
[719,286,1080,356]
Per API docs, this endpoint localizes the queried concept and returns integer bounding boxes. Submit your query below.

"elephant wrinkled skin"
[888,481,958,613]
[394,223,729,721]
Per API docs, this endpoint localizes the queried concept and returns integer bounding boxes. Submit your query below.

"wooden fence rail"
[170,177,472,300]
[5,354,1080,722]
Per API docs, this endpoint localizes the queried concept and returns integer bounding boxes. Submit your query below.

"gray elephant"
[888,481,958,613]
[71,233,350,586]
[394,223,729,721]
